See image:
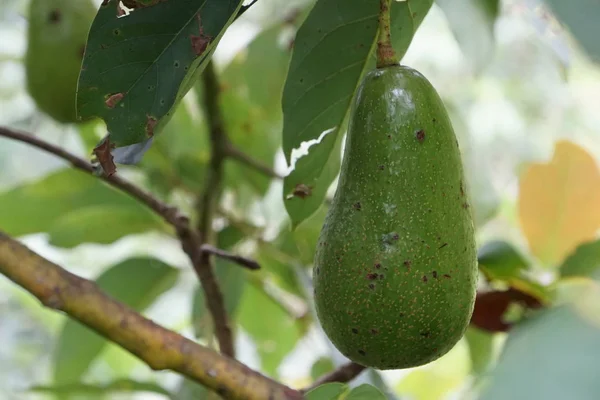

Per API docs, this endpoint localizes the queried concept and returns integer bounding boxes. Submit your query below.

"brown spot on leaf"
[374,262,381,269]
[105,93,124,108]
[432,271,438,279]
[403,260,411,269]
[443,274,451,279]
[358,349,366,356]
[93,138,117,176]
[366,273,378,280]
[439,243,448,249]
[422,275,428,283]
[420,331,430,337]
[371,329,379,334]
[416,129,426,143]
[379,165,385,170]
[48,9,61,23]
[368,283,375,290]
[190,14,212,56]
[145,115,157,137]
[352,328,358,334]
[291,183,312,199]
[353,202,362,210]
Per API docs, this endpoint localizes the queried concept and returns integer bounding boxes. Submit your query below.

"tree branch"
[302,362,366,393]
[195,61,235,357]
[0,125,251,359]
[225,144,283,180]
[0,231,302,400]
[201,244,260,271]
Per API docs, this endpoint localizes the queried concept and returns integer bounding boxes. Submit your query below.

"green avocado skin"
[313,65,477,370]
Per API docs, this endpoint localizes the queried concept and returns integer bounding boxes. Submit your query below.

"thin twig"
[0,125,254,360]
[201,244,260,271]
[225,144,283,179]
[0,231,302,400]
[195,61,235,357]
[302,362,366,393]
[0,127,184,228]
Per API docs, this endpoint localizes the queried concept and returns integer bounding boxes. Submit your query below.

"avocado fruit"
[313,64,477,370]
[25,0,96,124]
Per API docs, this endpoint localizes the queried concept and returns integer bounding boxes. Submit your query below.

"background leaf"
[77,0,244,149]
[464,326,496,375]
[29,379,171,398]
[345,384,386,400]
[478,241,529,281]
[305,382,348,400]
[0,169,164,247]
[480,303,600,400]
[545,0,600,63]
[53,258,179,384]
[238,282,302,377]
[436,0,499,72]
[518,140,600,266]
[560,239,600,278]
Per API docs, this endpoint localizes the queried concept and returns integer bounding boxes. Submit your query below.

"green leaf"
[310,357,335,381]
[53,257,179,384]
[436,0,499,72]
[191,259,247,339]
[281,0,433,227]
[560,239,600,278]
[464,326,495,375]
[0,169,164,247]
[77,0,244,149]
[480,304,600,400]
[365,369,401,400]
[174,379,208,400]
[346,384,386,400]
[545,0,600,63]
[29,379,171,398]
[48,205,165,248]
[222,23,292,199]
[238,282,303,377]
[292,204,329,265]
[305,382,348,400]
[478,241,529,281]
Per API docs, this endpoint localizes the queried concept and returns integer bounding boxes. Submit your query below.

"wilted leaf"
[30,379,171,397]
[436,0,499,72]
[464,326,495,375]
[471,289,543,333]
[281,0,433,227]
[53,258,179,384]
[560,239,600,278]
[345,384,386,400]
[545,0,600,63]
[478,241,529,281]
[0,169,164,247]
[480,303,600,400]
[77,0,244,153]
[518,140,600,267]
[238,282,303,377]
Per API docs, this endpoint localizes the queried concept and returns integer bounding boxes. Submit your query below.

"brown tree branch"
[200,244,260,271]
[0,231,302,400]
[225,144,283,180]
[194,61,235,357]
[0,125,247,359]
[302,362,366,393]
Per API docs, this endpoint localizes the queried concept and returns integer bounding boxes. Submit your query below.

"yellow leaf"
[518,140,600,266]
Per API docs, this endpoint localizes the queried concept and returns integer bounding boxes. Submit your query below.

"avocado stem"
[376,0,399,68]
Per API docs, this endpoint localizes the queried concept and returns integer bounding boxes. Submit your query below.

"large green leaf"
[281,0,433,227]
[77,0,244,149]
[191,259,247,339]
[436,0,499,72]
[560,239,600,278]
[221,23,292,199]
[545,0,600,63]
[53,258,179,384]
[29,379,171,398]
[238,282,303,377]
[480,303,600,400]
[0,169,164,247]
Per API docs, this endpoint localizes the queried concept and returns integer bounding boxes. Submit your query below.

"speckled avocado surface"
[313,65,477,370]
